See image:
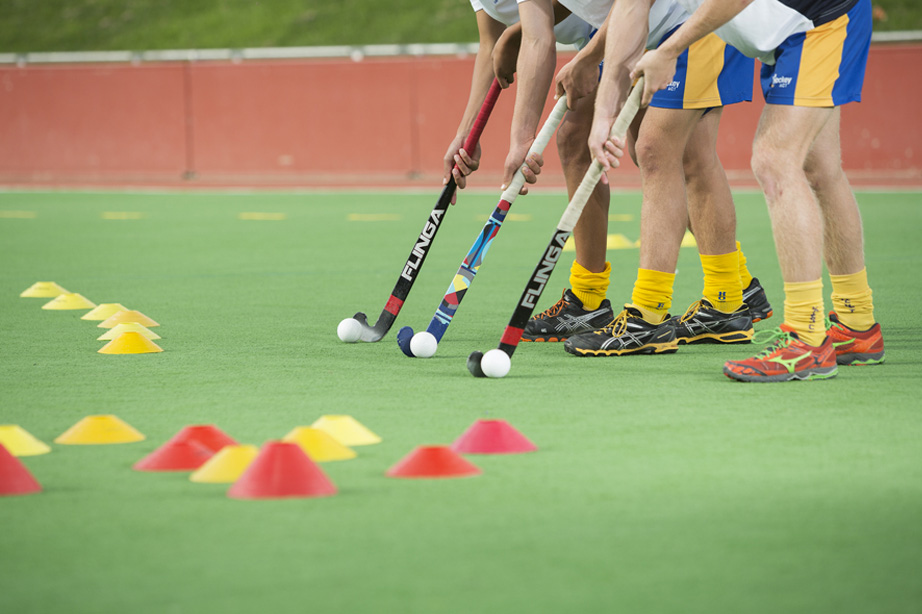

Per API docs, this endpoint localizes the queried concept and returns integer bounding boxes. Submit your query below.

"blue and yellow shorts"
[650,28,754,110]
[760,0,871,107]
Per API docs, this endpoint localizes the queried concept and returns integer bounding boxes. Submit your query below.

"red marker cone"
[228,441,337,499]
[386,445,481,479]
[172,425,237,453]
[134,425,236,471]
[0,443,42,496]
[133,439,215,471]
[451,419,538,455]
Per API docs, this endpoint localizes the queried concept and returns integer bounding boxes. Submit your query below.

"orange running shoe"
[723,324,837,382]
[826,312,885,365]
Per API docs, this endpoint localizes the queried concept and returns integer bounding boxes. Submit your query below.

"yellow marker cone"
[55,415,145,445]
[190,445,259,483]
[82,303,129,321]
[97,322,161,341]
[311,415,381,446]
[98,310,160,329]
[0,425,52,456]
[282,427,357,461]
[680,230,698,248]
[98,332,163,354]
[607,234,636,250]
[42,293,96,310]
[20,281,68,298]
[565,234,637,252]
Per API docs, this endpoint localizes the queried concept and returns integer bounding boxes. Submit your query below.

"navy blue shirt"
[778,0,860,25]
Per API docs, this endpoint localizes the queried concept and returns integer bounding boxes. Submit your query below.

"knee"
[751,141,793,201]
[555,120,589,167]
[803,154,846,193]
[634,133,671,176]
[682,147,719,186]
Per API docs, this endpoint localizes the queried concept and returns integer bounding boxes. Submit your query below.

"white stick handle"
[558,77,644,232]
[499,95,570,203]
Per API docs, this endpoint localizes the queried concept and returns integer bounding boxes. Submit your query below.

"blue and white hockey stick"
[397,95,569,357]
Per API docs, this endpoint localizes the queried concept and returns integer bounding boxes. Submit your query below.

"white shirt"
[557,0,690,49]
[470,0,596,49]
[673,0,814,63]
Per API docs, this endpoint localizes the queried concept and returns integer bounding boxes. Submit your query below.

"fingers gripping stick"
[344,80,503,343]
[500,96,570,203]
[398,96,570,357]
[468,78,644,377]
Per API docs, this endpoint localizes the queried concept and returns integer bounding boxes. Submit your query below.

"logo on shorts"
[667,80,681,92]
[771,74,793,88]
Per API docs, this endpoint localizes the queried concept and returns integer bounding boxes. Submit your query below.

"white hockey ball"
[337,318,363,343]
[481,349,511,378]
[410,331,438,358]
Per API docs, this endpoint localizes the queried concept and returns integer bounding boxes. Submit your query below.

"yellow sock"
[829,268,875,331]
[783,279,825,346]
[700,251,743,313]
[569,260,611,311]
[736,241,753,288]
[630,268,675,323]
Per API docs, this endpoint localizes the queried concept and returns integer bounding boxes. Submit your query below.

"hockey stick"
[397,95,569,357]
[344,79,502,343]
[467,77,644,377]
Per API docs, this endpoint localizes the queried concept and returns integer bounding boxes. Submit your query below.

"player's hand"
[587,118,624,185]
[630,48,677,106]
[443,137,482,204]
[555,56,599,109]
[501,141,543,195]
[493,25,522,88]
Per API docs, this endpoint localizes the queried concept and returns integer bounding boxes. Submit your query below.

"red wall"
[0,44,919,187]
[0,64,188,180]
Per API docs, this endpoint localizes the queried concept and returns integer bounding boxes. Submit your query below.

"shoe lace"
[751,327,795,358]
[678,300,703,323]
[824,314,842,332]
[598,310,629,336]
[534,293,567,320]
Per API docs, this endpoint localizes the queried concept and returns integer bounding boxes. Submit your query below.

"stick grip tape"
[457,79,502,171]
[499,95,569,203]
[558,77,644,232]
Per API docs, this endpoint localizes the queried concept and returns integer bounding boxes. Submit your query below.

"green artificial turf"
[1,189,920,613]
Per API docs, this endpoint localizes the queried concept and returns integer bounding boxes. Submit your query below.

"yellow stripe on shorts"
[794,14,849,107]
[684,33,725,108]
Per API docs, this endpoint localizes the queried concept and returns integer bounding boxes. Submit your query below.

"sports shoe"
[723,324,837,382]
[564,306,678,356]
[522,289,614,342]
[667,298,753,344]
[826,312,885,365]
[742,277,773,322]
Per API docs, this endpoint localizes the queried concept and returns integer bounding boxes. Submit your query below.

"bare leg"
[557,90,609,273]
[683,108,737,256]
[635,107,702,273]
[803,107,866,276]
[751,105,833,282]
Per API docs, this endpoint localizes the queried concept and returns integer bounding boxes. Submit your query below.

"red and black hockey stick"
[349,80,502,342]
